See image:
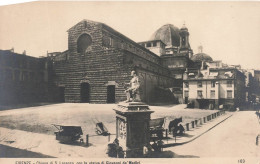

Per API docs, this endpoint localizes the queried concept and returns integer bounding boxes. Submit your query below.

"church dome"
[150,24,180,47]
[191,53,213,62]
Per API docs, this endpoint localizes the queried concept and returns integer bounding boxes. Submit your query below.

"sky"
[0,1,260,69]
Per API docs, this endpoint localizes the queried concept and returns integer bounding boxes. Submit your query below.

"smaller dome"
[191,53,213,62]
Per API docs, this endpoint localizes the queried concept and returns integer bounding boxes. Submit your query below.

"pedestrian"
[117,146,125,158]
[178,123,185,135]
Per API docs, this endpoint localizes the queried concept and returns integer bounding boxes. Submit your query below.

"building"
[46,20,181,104]
[3,20,196,105]
[47,20,199,104]
[254,70,260,88]
[243,69,260,104]
[254,70,260,103]
[138,24,194,103]
[2,19,247,107]
[0,49,50,105]
[183,59,246,110]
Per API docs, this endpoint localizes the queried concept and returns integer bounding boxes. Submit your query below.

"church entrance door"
[107,85,115,103]
[58,87,65,102]
[80,83,90,103]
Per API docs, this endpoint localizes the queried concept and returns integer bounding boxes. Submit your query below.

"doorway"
[58,87,65,102]
[209,100,215,110]
[107,85,115,103]
[80,83,90,103]
[184,97,188,104]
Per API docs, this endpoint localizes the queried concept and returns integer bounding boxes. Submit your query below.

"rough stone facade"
[50,20,174,104]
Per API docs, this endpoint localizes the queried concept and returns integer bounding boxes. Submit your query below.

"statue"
[124,71,141,102]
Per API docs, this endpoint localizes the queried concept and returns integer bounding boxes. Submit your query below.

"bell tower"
[179,23,193,58]
[179,23,189,50]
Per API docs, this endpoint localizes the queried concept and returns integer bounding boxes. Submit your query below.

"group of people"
[168,117,185,136]
[143,140,164,157]
[106,138,124,158]
[107,138,165,158]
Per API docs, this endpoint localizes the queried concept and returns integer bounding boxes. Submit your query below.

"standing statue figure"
[125,71,141,102]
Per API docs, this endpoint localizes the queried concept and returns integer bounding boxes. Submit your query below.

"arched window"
[77,33,92,53]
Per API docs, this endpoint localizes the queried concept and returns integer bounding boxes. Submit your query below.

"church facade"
[0,19,200,105]
[48,20,187,104]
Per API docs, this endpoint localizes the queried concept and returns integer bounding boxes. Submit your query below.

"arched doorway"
[107,85,115,103]
[80,83,90,103]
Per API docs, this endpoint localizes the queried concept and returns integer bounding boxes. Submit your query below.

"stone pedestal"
[113,102,154,158]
